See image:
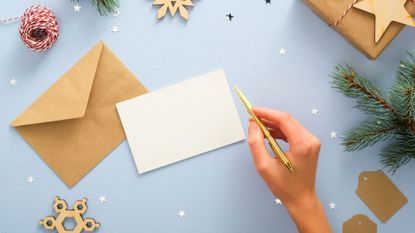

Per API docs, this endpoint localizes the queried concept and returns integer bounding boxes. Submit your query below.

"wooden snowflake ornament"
[153,0,194,20]
[40,196,100,233]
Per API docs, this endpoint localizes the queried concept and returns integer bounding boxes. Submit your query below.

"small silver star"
[330,131,337,138]
[26,176,34,184]
[328,201,336,209]
[178,210,186,218]
[311,107,319,115]
[73,4,82,12]
[113,9,120,17]
[9,78,17,86]
[274,198,282,205]
[279,48,287,55]
[99,195,107,203]
[111,26,119,33]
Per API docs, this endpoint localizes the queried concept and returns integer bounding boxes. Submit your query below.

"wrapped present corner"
[304,0,415,60]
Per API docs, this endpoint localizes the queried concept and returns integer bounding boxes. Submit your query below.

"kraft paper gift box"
[304,0,415,60]
[11,41,148,188]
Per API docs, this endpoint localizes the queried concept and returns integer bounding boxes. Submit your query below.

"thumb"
[248,120,273,171]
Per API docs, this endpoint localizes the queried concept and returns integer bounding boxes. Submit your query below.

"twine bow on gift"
[330,0,415,28]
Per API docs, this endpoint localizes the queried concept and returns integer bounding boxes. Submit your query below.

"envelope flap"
[12,42,104,127]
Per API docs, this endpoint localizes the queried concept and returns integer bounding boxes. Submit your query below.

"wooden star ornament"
[154,0,194,20]
[354,0,415,43]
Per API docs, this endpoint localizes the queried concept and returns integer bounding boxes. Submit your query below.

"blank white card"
[116,69,245,173]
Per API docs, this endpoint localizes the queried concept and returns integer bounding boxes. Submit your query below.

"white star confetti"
[311,107,319,115]
[73,4,82,12]
[26,176,34,184]
[330,131,337,138]
[178,210,186,218]
[328,201,336,209]
[99,195,107,203]
[9,78,17,86]
[274,198,282,205]
[279,47,287,55]
[111,26,119,33]
[113,9,120,17]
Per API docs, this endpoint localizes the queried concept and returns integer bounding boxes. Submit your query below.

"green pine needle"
[331,53,415,172]
[92,0,119,16]
[331,65,397,118]
[342,119,398,151]
[380,132,415,174]
[72,0,119,16]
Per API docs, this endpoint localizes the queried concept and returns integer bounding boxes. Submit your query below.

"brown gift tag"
[343,214,376,233]
[303,0,415,59]
[356,170,408,222]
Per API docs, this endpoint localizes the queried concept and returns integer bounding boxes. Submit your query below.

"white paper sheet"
[116,69,246,173]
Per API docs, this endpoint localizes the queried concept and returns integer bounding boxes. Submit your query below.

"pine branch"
[380,132,415,173]
[331,65,399,118]
[72,0,119,15]
[332,54,415,172]
[342,119,399,151]
[390,53,415,132]
[92,0,119,15]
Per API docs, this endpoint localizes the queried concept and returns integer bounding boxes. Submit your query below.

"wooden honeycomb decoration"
[40,196,100,233]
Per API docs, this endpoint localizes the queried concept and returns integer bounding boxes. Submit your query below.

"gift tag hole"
[363,176,368,181]
[358,221,362,225]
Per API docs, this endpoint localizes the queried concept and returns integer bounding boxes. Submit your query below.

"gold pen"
[235,86,295,173]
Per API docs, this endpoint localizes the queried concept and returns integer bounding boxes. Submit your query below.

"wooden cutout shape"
[153,0,194,20]
[354,0,415,43]
[40,196,100,233]
[343,214,377,233]
[356,170,408,222]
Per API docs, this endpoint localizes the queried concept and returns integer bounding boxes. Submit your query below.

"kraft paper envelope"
[116,69,245,173]
[11,41,148,188]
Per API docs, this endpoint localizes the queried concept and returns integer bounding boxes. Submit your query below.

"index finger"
[252,107,308,142]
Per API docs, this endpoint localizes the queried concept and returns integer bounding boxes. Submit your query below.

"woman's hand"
[247,107,331,233]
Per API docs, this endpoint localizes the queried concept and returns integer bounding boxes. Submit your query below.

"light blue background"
[1,0,415,232]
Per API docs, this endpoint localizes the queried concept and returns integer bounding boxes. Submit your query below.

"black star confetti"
[265,0,271,4]
[226,13,234,21]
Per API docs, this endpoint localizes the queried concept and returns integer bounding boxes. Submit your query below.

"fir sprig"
[331,65,398,118]
[92,0,119,15]
[72,0,119,15]
[331,54,415,173]
[380,132,415,172]
[342,119,399,151]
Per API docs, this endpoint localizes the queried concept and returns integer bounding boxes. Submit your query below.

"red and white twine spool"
[19,5,59,52]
